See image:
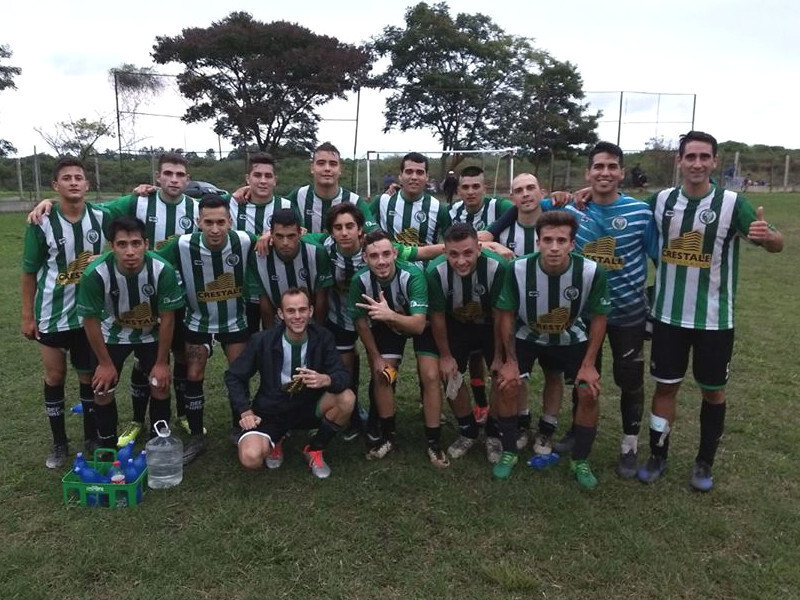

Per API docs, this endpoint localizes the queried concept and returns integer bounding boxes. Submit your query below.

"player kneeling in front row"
[77,217,183,449]
[494,212,610,487]
[225,288,354,479]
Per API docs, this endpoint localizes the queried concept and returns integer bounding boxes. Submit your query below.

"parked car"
[184,180,228,199]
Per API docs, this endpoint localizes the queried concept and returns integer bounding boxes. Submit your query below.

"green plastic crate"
[61,448,148,508]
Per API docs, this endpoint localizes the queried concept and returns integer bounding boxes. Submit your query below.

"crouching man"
[224,287,354,478]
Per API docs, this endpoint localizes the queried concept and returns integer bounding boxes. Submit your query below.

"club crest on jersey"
[414,212,427,224]
[699,209,717,225]
[86,230,100,244]
[563,286,580,301]
[611,217,628,230]
[474,283,487,296]
[472,219,486,231]
[141,284,156,297]
[179,216,193,230]
[298,268,308,281]
[226,254,240,266]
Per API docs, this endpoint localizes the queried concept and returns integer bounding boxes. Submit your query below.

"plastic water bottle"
[145,420,183,489]
[133,451,147,478]
[124,459,143,503]
[75,466,105,507]
[73,452,88,471]
[118,441,135,464]
[108,460,127,507]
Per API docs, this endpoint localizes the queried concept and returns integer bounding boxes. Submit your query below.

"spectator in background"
[442,170,458,203]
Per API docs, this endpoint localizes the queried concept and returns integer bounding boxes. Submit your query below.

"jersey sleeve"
[488,205,518,238]
[98,194,137,217]
[347,273,368,321]
[489,257,509,304]
[76,258,107,319]
[302,232,329,247]
[586,267,612,317]
[154,259,185,312]
[154,236,180,270]
[407,267,429,315]
[425,263,446,313]
[356,198,379,232]
[495,260,520,311]
[21,225,47,273]
[395,243,419,262]
[732,195,759,238]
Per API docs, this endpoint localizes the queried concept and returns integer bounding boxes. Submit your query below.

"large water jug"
[146,420,183,489]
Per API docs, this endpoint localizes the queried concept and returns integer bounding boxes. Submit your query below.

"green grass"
[1,194,799,599]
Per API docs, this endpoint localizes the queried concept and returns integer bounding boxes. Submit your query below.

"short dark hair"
[271,208,300,229]
[314,142,340,158]
[400,152,428,173]
[459,166,484,180]
[248,152,276,172]
[443,223,478,244]
[679,131,718,157]
[52,156,86,181]
[588,142,624,167]
[535,211,578,240]
[157,152,188,171]
[325,202,364,233]
[109,216,146,242]
[280,286,312,308]
[198,193,227,212]
[364,229,392,248]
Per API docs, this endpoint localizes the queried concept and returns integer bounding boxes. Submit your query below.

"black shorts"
[171,309,187,354]
[516,339,587,385]
[184,328,250,348]
[445,319,494,372]
[596,322,646,375]
[37,329,93,373]
[89,342,159,378]
[371,322,438,360]
[650,321,734,389]
[238,399,323,445]
[246,302,262,335]
[325,320,358,352]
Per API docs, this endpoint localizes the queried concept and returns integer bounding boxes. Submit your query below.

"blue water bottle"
[118,441,135,464]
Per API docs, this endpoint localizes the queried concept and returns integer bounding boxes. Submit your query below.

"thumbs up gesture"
[747,204,783,252]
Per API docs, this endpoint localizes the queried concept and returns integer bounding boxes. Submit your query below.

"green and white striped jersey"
[649,185,758,330]
[426,249,508,325]
[104,192,199,250]
[280,334,308,387]
[497,252,611,346]
[372,191,451,246]
[77,251,184,344]
[286,185,377,233]
[449,196,513,232]
[348,260,428,325]
[22,202,114,333]
[251,241,334,308]
[495,221,539,257]
[157,230,258,334]
[229,195,296,236]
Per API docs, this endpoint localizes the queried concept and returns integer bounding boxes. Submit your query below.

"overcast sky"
[1,0,798,159]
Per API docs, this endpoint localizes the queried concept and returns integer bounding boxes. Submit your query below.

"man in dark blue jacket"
[225,287,354,478]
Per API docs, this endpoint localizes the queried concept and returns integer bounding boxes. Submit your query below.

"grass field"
[1,194,799,600]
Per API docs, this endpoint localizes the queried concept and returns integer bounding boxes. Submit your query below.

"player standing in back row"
[637,131,783,491]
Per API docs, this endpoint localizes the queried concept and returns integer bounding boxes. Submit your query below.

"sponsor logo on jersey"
[664,209,675,217]
[56,251,94,286]
[58,237,66,246]
[611,217,628,230]
[583,236,624,270]
[225,254,240,267]
[197,272,241,302]
[115,302,155,328]
[661,231,711,268]
[409,300,426,309]
[148,216,158,223]
[531,307,571,333]
[395,228,420,246]
[527,290,539,298]
[141,284,155,297]
[179,216,193,231]
[453,301,484,323]
[86,230,100,244]
[563,286,580,301]
[387,210,396,216]
[305,209,314,216]
[698,209,717,225]
[193,259,204,266]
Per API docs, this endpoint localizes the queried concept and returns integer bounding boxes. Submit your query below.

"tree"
[152,12,371,153]
[489,53,599,171]
[370,3,529,175]
[0,44,21,157]
[110,63,165,150]
[35,117,115,160]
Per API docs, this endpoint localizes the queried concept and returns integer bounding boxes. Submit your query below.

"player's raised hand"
[748,206,771,242]
[255,231,273,256]
[355,291,394,322]
[232,185,251,204]
[26,199,54,225]
[132,184,157,197]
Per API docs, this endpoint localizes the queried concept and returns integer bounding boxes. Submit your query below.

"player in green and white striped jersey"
[426,224,509,463]
[250,208,333,328]
[495,212,610,486]
[286,142,377,233]
[349,230,449,466]
[638,131,784,492]
[157,195,260,463]
[372,152,452,248]
[448,165,514,425]
[77,217,184,449]
[21,157,123,468]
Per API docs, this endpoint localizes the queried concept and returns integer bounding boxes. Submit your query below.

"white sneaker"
[447,435,477,459]
[485,436,502,464]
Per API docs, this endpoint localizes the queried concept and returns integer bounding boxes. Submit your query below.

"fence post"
[94,156,101,200]
[16,157,24,202]
[33,147,41,201]
[784,154,790,190]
